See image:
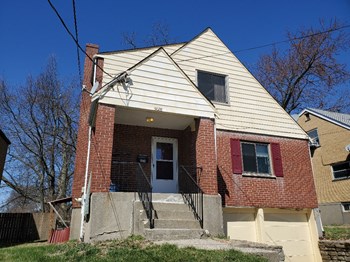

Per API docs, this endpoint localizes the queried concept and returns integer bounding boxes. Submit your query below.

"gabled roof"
[96,47,214,109]
[98,42,186,56]
[299,108,350,130]
[95,47,216,118]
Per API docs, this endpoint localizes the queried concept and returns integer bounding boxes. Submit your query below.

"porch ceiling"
[115,106,195,130]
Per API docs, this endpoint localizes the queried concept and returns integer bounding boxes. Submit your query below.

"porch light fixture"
[146,117,154,123]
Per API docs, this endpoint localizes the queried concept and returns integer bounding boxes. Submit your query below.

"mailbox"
[137,154,148,163]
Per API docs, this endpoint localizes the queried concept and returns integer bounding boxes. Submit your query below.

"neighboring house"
[71,28,321,261]
[297,108,350,225]
[0,129,10,183]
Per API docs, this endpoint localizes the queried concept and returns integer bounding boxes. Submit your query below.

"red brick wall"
[111,124,196,192]
[195,118,217,195]
[217,131,318,209]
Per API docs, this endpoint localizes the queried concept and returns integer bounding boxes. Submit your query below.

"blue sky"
[0,0,349,86]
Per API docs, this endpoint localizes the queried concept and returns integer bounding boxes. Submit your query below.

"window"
[307,129,320,147]
[230,139,283,177]
[342,203,350,212]
[332,161,350,180]
[197,71,227,103]
[241,142,271,175]
[305,113,311,121]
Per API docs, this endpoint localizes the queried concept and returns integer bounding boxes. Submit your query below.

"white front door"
[151,137,178,193]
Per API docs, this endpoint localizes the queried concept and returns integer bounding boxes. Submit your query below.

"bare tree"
[256,20,350,113]
[122,21,176,48]
[0,56,78,213]
[121,31,137,49]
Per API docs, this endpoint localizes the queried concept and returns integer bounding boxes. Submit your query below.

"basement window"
[197,71,228,103]
[342,203,350,212]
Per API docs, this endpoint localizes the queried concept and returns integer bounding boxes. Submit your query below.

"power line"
[175,24,350,63]
[72,0,82,84]
[47,0,113,79]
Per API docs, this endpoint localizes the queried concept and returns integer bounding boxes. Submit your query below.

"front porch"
[70,103,223,241]
[92,104,218,196]
[107,106,216,233]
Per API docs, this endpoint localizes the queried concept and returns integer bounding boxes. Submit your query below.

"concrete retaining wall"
[319,203,350,225]
[70,192,223,242]
[319,240,350,261]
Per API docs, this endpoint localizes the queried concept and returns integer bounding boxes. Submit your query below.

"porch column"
[195,118,217,194]
[89,103,116,192]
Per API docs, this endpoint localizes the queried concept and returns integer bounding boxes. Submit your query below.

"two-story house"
[71,28,321,261]
[298,108,350,225]
[0,129,10,183]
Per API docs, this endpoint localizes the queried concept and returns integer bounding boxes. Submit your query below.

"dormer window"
[197,71,228,103]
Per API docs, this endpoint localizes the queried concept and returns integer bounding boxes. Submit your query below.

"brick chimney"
[72,44,102,207]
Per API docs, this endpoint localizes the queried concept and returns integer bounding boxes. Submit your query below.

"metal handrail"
[136,162,153,229]
[112,161,153,228]
[179,165,204,228]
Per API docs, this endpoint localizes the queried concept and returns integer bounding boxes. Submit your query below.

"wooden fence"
[0,213,50,243]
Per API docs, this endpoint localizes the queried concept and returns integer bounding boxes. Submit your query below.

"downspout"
[214,115,218,162]
[93,57,97,85]
[308,142,324,237]
[80,125,92,241]
[79,57,97,241]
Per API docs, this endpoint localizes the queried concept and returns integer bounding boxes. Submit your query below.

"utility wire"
[175,24,350,62]
[47,0,113,78]
[48,0,114,212]
[72,0,82,84]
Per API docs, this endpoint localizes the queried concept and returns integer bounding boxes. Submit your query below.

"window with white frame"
[332,161,350,180]
[197,71,227,103]
[342,202,350,212]
[307,129,320,147]
[241,142,271,175]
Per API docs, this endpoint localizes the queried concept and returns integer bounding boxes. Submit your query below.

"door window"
[156,142,173,180]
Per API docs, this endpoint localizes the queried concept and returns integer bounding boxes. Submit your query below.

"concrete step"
[152,202,191,212]
[151,193,184,203]
[155,210,195,220]
[145,228,204,241]
[146,219,201,229]
[139,208,195,221]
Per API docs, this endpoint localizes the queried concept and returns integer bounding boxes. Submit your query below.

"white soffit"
[115,106,194,130]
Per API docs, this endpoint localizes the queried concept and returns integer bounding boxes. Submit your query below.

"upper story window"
[241,142,271,175]
[332,161,350,180]
[197,71,228,103]
[307,129,320,147]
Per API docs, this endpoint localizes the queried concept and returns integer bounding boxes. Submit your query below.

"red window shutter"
[271,143,283,177]
[230,139,242,174]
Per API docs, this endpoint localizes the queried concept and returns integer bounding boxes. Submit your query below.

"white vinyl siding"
[98,49,214,118]
[97,44,184,86]
[172,29,307,139]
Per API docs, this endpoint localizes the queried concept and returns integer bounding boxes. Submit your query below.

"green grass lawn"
[0,236,267,262]
[323,224,350,240]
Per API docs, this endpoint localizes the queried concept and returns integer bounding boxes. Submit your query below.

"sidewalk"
[154,238,285,262]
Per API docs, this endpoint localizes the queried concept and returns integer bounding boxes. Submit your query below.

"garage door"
[224,212,257,242]
[264,212,314,262]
